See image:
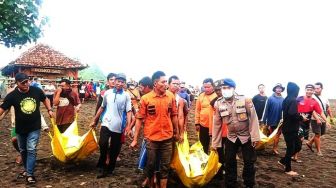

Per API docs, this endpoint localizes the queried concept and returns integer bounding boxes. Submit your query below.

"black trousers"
[279,132,301,172]
[199,125,210,154]
[215,137,227,178]
[225,139,257,188]
[97,126,122,173]
[46,95,54,107]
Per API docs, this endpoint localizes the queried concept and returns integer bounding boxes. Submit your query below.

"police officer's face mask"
[222,88,234,99]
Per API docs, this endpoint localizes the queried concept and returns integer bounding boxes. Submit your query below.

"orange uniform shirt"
[195,92,217,132]
[221,122,228,137]
[136,90,178,141]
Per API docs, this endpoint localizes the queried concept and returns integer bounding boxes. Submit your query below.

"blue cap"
[223,78,236,88]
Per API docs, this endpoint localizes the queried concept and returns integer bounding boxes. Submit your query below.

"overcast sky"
[0,0,335,98]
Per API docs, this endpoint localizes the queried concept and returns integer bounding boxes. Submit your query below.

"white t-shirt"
[44,84,56,95]
[79,85,86,94]
[96,87,101,95]
[312,94,329,119]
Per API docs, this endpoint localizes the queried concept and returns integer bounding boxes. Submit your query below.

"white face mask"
[222,88,234,99]
[129,85,135,90]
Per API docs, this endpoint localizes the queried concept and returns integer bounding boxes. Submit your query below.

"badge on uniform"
[236,100,244,107]
[239,113,247,120]
[220,111,229,117]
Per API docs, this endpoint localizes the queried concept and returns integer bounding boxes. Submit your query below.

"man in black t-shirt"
[252,84,268,121]
[0,73,53,184]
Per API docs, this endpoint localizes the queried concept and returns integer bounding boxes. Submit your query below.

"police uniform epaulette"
[235,95,245,100]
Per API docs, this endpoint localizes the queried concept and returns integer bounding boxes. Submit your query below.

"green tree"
[0,0,47,48]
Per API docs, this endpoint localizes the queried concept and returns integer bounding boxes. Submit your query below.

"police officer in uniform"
[212,78,260,188]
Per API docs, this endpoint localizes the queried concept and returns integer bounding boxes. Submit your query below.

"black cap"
[305,84,314,89]
[15,73,29,83]
[214,79,224,88]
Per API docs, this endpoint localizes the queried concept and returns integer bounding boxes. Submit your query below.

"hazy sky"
[0,0,335,98]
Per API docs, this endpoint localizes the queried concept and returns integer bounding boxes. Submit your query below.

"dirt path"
[0,100,335,187]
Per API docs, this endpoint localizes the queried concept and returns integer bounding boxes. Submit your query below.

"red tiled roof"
[8,44,87,69]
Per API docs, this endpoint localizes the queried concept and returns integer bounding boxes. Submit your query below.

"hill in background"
[79,63,105,81]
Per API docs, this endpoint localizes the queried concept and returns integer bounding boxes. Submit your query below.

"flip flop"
[291,158,303,163]
[305,143,314,153]
[272,150,280,155]
[277,161,285,169]
[17,171,27,179]
[26,176,37,184]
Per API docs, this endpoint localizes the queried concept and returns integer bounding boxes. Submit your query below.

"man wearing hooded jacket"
[278,82,305,176]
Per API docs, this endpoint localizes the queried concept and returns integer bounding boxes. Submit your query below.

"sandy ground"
[0,100,335,188]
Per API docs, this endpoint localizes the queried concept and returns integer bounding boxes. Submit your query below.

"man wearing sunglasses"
[0,72,53,184]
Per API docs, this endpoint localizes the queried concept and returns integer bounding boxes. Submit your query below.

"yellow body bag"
[49,117,98,162]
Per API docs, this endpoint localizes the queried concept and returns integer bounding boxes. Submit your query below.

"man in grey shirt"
[90,73,132,178]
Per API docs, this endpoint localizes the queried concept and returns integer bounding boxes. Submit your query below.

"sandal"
[272,150,280,155]
[291,157,303,163]
[305,143,314,153]
[17,171,27,179]
[277,161,285,170]
[26,176,37,184]
[141,177,150,188]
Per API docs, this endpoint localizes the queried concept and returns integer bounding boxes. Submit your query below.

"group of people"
[84,71,262,188]
[0,73,82,184]
[78,80,106,103]
[0,71,333,187]
[252,82,332,176]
